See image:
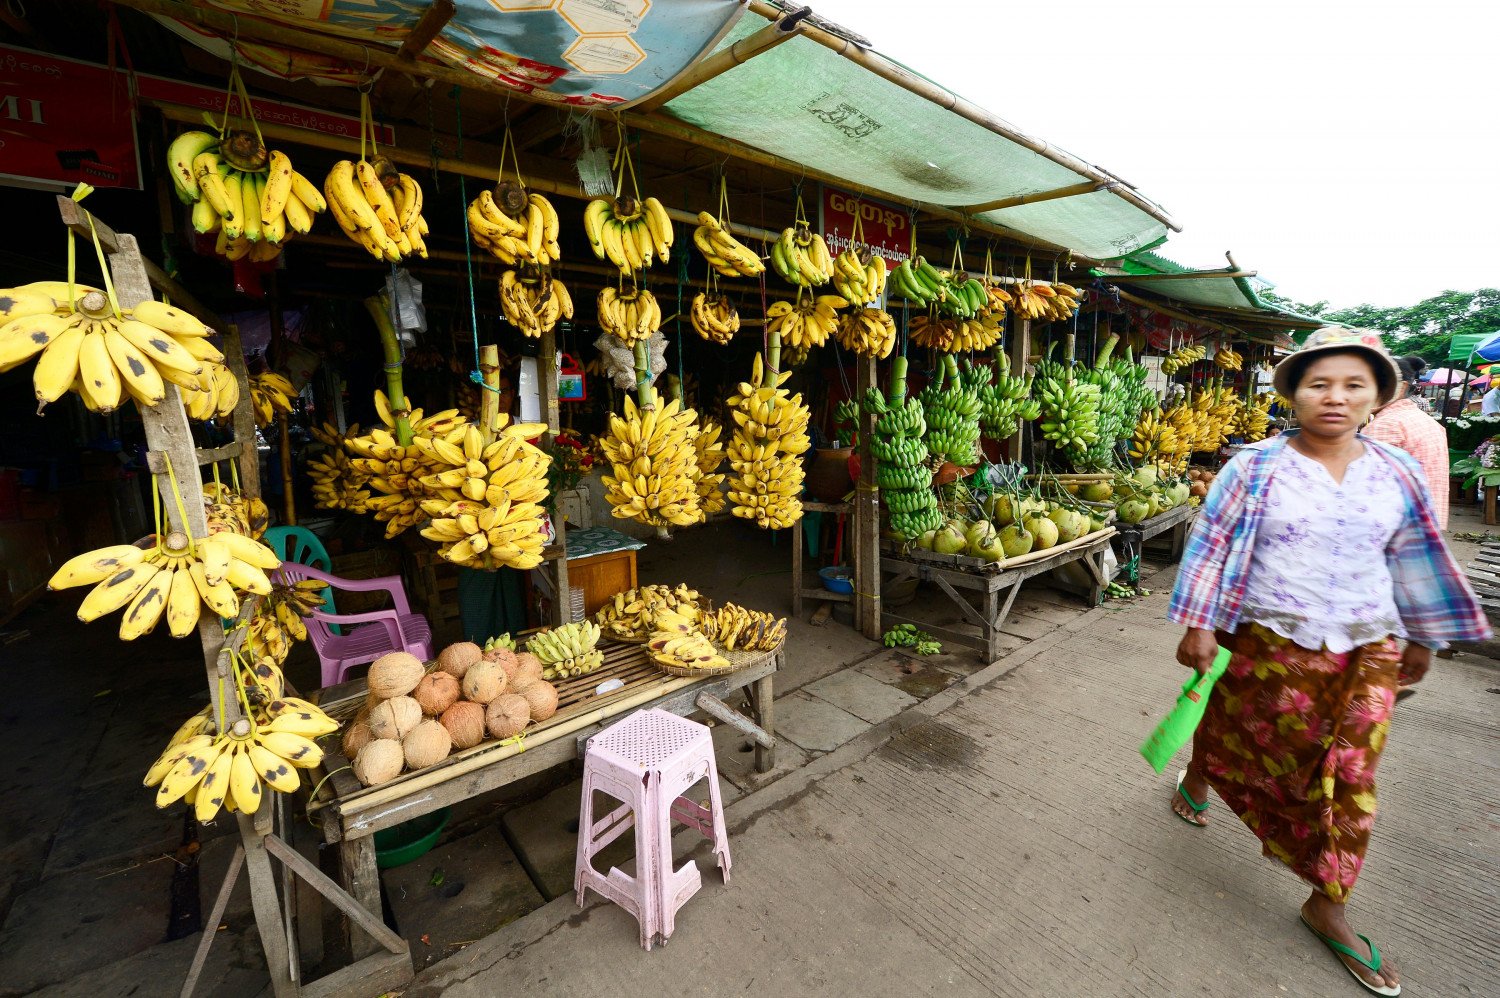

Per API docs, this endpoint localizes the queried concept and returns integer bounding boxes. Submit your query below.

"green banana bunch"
[919,355,983,466]
[863,357,941,539]
[1034,348,1102,467]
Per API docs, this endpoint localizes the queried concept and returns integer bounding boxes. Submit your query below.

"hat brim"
[1272,344,1400,407]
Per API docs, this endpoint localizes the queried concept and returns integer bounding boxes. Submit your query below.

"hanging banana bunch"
[834,307,896,359]
[324,95,429,263]
[417,419,553,570]
[242,577,326,665]
[1161,343,1208,374]
[468,172,562,267]
[726,353,810,530]
[695,419,728,516]
[597,284,661,346]
[829,209,887,305]
[249,371,296,428]
[766,294,846,350]
[690,293,740,345]
[908,314,1003,354]
[498,268,574,338]
[1214,345,1244,371]
[583,136,672,276]
[769,218,835,288]
[203,480,270,540]
[977,350,1040,440]
[344,391,467,538]
[693,212,764,277]
[597,392,705,530]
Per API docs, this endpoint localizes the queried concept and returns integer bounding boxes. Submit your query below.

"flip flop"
[1300,914,1401,996]
[1174,768,1210,827]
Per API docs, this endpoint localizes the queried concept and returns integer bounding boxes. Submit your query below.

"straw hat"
[1272,326,1401,406]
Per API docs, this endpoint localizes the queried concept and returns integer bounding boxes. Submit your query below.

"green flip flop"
[1300,914,1401,996]
[1174,768,1209,827]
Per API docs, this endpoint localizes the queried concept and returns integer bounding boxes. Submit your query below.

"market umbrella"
[1471,332,1500,363]
[1471,374,1491,389]
[1421,367,1467,385]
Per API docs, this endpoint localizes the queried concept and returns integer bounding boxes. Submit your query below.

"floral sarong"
[1200,623,1399,901]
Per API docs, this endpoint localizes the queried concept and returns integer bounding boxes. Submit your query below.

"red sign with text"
[818,184,910,264]
[0,46,141,189]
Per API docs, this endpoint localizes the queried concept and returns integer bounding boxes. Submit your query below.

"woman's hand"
[1399,643,1433,686]
[1176,627,1220,674]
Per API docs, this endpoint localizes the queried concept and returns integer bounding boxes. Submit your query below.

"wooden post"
[853,356,881,639]
[539,328,568,624]
[1006,319,1031,460]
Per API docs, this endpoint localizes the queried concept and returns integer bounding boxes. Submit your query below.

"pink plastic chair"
[273,562,434,689]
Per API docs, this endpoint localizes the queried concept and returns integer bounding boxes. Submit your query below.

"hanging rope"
[449,86,496,395]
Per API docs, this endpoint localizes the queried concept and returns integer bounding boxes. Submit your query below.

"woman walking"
[1166,327,1489,995]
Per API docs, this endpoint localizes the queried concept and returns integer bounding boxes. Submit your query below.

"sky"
[801,0,1499,310]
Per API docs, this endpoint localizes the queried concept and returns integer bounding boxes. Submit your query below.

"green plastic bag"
[1139,646,1233,774]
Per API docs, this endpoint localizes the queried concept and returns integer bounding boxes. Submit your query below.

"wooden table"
[790,500,854,616]
[881,528,1115,662]
[1464,542,1500,626]
[1111,504,1197,582]
[308,640,780,956]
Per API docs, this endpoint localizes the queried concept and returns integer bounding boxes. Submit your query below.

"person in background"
[1167,327,1489,996]
[1365,356,1450,529]
[1483,380,1500,416]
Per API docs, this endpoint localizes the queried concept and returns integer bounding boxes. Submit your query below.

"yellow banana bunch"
[695,419,727,515]
[182,361,241,422]
[692,212,764,277]
[1160,344,1208,375]
[343,393,465,538]
[766,294,846,350]
[726,354,810,530]
[583,195,674,276]
[250,371,296,428]
[50,527,279,640]
[145,704,335,821]
[0,283,217,413]
[324,155,429,262]
[597,286,661,346]
[689,292,740,345]
[468,187,561,266]
[1214,346,1244,371]
[831,246,887,306]
[598,395,705,529]
[308,448,371,513]
[203,481,270,540]
[498,269,573,338]
[1129,407,1181,473]
[769,224,835,287]
[834,308,897,359]
[168,130,327,263]
[1236,392,1273,442]
[700,602,786,652]
[243,577,325,664]
[908,314,1003,353]
[526,620,603,680]
[649,626,731,672]
[595,583,702,642]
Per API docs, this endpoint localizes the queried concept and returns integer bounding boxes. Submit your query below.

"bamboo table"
[1111,504,1197,582]
[308,639,781,955]
[880,528,1115,662]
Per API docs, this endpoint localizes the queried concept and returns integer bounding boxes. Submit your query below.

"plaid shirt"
[1364,398,1450,529]
[1168,432,1490,647]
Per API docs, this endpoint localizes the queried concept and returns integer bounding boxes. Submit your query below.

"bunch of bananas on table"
[145,701,336,822]
[1035,352,1103,466]
[324,155,429,262]
[726,354,810,530]
[0,283,220,412]
[1214,346,1244,371]
[1161,343,1208,375]
[920,356,984,466]
[977,352,1040,439]
[243,578,326,664]
[50,528,278,640]
[168,130,327,262]
[526,620,604,680]
[701,602,786,652]
[862,361,941,539]
[467,187,561,266]
[596,584,703,642]
[598,395,705,529]
[694,419,727,515]
[693,213,764,277]
[416,418,552,570]
[484,633,517,653]
[908,313,1003,354]
[249,372,295,428]
[499,269,574,338]
[834,307,896,359]
[584,196,674,275]
[597,286,661,346]
[648,607,731,672]
[689,292,740,344]
[766,295,847,350]
[831,245,888,306]
[769,224,835,288]
[203,481,269,540]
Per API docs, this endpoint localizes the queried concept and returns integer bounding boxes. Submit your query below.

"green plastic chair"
[264,525,339,631]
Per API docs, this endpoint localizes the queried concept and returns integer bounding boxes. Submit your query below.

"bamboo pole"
[627,8,809,112]
[964,180,1106,214]
[1105,270,1258,282]
[478,344,500,447]
[364,294,414,447]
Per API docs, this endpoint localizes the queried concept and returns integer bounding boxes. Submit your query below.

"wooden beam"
[1114,287,1240,336]
[396,0,454,60]
[628,6,810,112]
[965,180,1105,215]
[1105,270,1258,282]
[262,833,409,955]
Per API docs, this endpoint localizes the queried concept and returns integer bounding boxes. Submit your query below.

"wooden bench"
[1465,542,1500,625]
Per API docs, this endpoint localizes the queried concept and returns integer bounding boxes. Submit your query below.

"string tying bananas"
[168,130,327,263]
[324,155,429,262]
[499,269,574,338]
[766,294,846,350]
[467,186,561,266]
[834,307,896,359]
[689,292,740,345]
[526,620,603,680]
[250,371,295,428]
[583,195,673,276]
[598,395,705,529]
[416,419,553,570]
[596,584,702,642]
[693,212,764,277]
[597,286,661,346]
[701,602,786,652]
[831,245,888,306]
[769,224,834,288]
[726,354,810,530]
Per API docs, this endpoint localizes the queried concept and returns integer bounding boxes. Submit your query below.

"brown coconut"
[342,721,374,759]
[367,651,425,699]
[513,651,545,687]
[517,679,559,722]
[460,658,507,704]
[367,695,422,740]
[412,671,461,716]
[352,739,404,787]
[439,701,487,750]
[485,647,519,683]
[436,641,483,679]
[402,719,453,770]
[485,693,531,739]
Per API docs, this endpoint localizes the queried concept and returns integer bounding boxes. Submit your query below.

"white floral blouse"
[1240,446,1407,653]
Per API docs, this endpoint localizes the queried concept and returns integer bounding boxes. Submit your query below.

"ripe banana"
[724,354,809,531]
[585,195,672,276]
[324,155,428,262]
[598,394,707,530]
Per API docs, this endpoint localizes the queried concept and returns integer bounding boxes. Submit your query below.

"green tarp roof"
[1098,249,1325,327]
[1449,332,1500,364]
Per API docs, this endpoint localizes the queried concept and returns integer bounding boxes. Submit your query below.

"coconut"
[342,721,373,759]
[485,647,520,683]
[932,520,968,555]
[998,522,1034,557]
[367,652,424,699]
[436,641,483,679]
[513,652,545,687]
[367,695,422,740]
[970,530,1006,563]
[517,679,559,721]
[412,671,460,716]
[439,701,487,750]
[402,719,453,770]
[485,693,531,739]
[352,739,404,787]
[1080,482,1114,503]
[1189,482,1209,499]
[988,493,1017,526]
[1025,513,1059,550]
[1048,508,1085,544]
[461,658,507,704]
[1116,498,1150,524]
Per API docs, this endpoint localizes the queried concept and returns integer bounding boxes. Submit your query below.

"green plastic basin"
[373,807,451,869]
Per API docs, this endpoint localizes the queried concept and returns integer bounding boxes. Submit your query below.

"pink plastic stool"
[574,708,731,950]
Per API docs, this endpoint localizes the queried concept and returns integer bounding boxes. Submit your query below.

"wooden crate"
[568,548,638,617]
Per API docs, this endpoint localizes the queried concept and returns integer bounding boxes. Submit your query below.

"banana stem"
[889,355,908,406]
[365,293,414,446]
[767,329,781,377]
[1095,332,1120,367]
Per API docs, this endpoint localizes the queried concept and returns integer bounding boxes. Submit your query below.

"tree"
[1261,289,1500,365]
